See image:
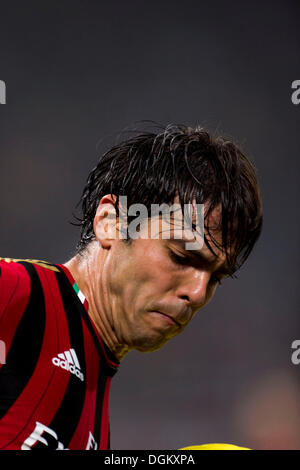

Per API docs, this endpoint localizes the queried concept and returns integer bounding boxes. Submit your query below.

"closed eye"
[168,247,232,285]
[168,249,191,266]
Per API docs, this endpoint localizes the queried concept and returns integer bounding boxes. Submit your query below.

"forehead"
[118,195,231,259]
[150,200,223,241]
[134,203,225,259]
[126,198,222,242]
[170,196,222,226]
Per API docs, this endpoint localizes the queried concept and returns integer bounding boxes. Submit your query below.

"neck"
[63,247,130,362]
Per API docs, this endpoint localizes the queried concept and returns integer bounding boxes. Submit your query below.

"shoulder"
[0,258,60,317]
[0,258,29,308]
[0,258,60,279]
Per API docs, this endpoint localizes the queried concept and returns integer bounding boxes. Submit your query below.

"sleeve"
[0,259,31,365]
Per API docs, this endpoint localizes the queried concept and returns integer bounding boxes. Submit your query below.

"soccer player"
[0,125,262,450]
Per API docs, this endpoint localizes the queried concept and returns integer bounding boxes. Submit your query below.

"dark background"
[0,0,299,450]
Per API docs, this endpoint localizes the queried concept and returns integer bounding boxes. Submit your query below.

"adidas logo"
[52,348,84,382]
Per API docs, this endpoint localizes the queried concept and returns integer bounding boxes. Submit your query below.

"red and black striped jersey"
[0,258,120,450]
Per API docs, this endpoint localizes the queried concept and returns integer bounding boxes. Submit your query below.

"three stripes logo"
[52,348,84,382]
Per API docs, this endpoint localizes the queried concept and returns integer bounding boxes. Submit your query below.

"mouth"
[151,311,181,327]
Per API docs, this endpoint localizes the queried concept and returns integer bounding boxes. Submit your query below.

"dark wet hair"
[72,124,262,274]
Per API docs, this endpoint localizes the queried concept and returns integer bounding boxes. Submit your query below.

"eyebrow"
[171,240,235,276]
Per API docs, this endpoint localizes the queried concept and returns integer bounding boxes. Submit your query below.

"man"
[0,124,262,450]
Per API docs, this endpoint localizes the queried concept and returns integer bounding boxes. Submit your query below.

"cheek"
[113,241,176,295]
[110,249,162,294]
[134,246,172,282]
[134,261,171,290]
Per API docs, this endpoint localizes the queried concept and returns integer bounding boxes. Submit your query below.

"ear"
[93,194,118,249]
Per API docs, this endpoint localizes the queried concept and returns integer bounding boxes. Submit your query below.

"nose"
[176,270,211,309]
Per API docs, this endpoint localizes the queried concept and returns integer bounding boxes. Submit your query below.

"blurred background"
[0,0,299,450]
